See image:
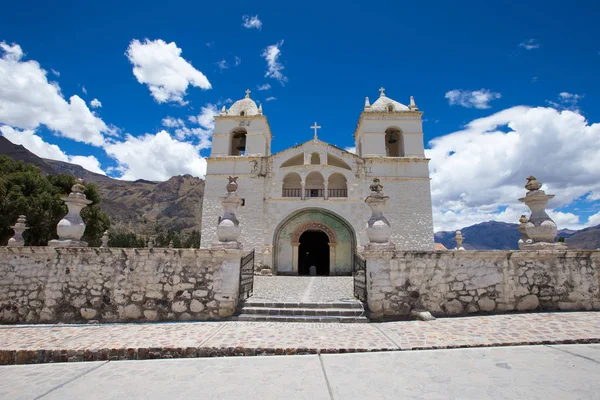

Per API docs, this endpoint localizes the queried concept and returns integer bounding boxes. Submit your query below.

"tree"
[108,232,146,248]
[0,156,110,246]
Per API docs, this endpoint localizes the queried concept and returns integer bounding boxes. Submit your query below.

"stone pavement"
[250,276,354,302]
[1,311,599,365]
[1,344,599,399]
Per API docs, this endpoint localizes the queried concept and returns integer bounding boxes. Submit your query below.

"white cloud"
[242,15,262,30]
[257,83,271,91]
[445,89,501,109]
[0,42,24,61]
[81,85,87,95]
[587,211,600,227]
[265,96,276,101]
[519,39,540,50]
[90,98,102,108]
[161,117,185,128]
[125,39,211,104]
[261,41,287,85]
[104,130,206,180]
[0,125,105,175]
[0,42,109,146]
[547,92,584,112]
[531,76,538,83]
[426,106,600,231]
[234,56,241,67]
[216,59,228,70]
[50,68,60,77]
[344,146,356,154]
[183,103,219,149]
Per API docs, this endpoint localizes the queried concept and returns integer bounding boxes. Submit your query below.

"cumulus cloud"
[90,98,102,108]
[0,42,110,146]
[1,125,105,175]
[125,39,211,104]
[104,130,207,180]
[445,89,501,109]
[216,59,228,70]
[50,68,60,77]
[161,117,185,128]
[265,96,276,101]
[257,83,271,91]
[547,92,584,112]
[183,103,219,149]
[261,41,287,85]
[519,39,540,50]
[426,106,600,231]
[242,15,262,30]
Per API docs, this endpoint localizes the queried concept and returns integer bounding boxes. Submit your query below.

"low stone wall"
[366,250,600,320]
[0,247,242,324]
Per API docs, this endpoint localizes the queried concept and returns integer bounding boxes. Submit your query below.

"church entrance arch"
[272,208,356,276]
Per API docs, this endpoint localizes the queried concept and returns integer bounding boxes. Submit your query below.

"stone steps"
[236,300,368,323]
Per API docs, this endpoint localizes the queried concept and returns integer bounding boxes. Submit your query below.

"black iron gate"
[353,252,367,301]
[239,250,255,301]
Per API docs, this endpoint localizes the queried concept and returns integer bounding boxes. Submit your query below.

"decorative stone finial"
[100,231,109,248]
[213,177,243,249]
[258,103,263,115]
[364,178,394,250]
[245,88,251,98]
[517,215,529,247]
[220,105,226,115]
[168,240,174,249]
[454,230,465,251]
[7,215,28,247]
[409,96,418,110]
[379,87,385,97]
[518,176,567,250]
[147,235,155,249]
[48,179,93,248]
[364,97,371,109]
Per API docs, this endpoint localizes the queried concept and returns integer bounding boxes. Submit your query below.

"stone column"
[292,243,299,274]
[301,181,306,200]
[328,243,336,275]
[7,215,28,247]
[324,181,329,200]
[518,176,567,250]
[212,176,243,250]
[48,180,92,248]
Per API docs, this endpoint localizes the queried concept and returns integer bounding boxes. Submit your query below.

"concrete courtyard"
[1,344,599,399]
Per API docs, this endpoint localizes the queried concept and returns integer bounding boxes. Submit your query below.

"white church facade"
[200,88,434,275]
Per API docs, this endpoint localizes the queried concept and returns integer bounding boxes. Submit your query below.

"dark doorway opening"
[298,230,330,276]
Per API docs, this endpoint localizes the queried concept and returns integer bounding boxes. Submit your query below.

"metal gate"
[353,252,367,301]
[239,250,255,301]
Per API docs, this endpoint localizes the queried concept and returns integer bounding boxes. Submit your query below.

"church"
[200,88,434,275]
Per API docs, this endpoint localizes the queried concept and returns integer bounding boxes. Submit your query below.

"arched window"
[387,104,394,112]
[310,153,320,165]
[240,111,245,116]
[328,173,347,197]
[230,128,247,156]
[282,172,302,197]
[385,127,404,157]
[305,171,325,198]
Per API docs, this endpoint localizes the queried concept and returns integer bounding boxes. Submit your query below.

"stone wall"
[366,250,600,320]
[0,247,242,324]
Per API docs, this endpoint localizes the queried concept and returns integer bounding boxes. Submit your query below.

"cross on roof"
[311,122,321,140]
[379,87,385,97]
[245,89,251,98]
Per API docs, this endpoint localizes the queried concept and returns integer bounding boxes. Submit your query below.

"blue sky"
[1,0,600,231]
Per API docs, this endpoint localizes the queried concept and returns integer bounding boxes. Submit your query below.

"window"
[230,128,247,156]
[384,127,404,157]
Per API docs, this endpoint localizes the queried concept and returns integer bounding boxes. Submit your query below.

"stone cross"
[311,122,321,140]
[245,89,251,98]
[379,87,385,97]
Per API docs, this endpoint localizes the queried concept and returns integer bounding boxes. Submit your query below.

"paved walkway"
[1,312,599,365]
[251,276,354,302]
[2,344,599,399]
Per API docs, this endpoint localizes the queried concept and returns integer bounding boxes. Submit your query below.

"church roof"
[363,88,417,113]
[221,89,261,116]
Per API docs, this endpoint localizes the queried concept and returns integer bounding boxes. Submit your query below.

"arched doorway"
[272,208,356,276]
[298,230,330,275]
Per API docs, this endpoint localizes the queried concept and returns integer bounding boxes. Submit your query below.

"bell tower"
[211,89,272,157]
[354,88,424,158]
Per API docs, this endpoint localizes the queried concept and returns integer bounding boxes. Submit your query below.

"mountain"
[435,221,600,250]
[0,136,204,234]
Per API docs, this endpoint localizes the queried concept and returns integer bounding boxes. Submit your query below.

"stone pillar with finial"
[7,215,28,247]
[518,176,567,250]
[517,215,529,248]
[364,178,395,251]
[168,240,174,249]
[48,179,93,247]
[212,176,243,249]
[100,231,109,248]
[147,235,155,249]
[454,230,465,251]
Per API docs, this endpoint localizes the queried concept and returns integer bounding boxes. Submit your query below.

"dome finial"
[379,87,385,97]
[258,103,263,115]
[364,96,371,109]
[245,88,251,98]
